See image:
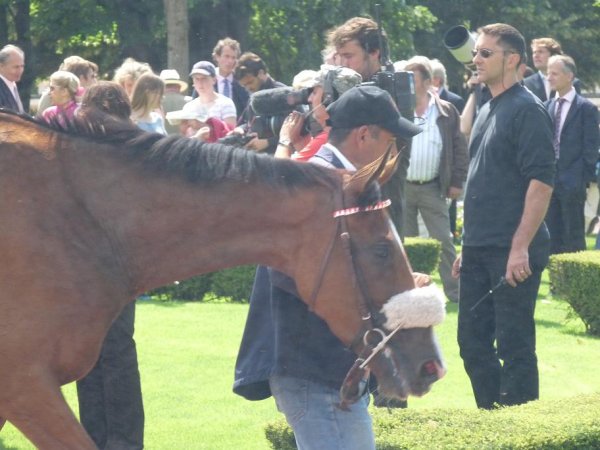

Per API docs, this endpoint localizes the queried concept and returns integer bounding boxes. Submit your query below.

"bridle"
[306,186,406,407]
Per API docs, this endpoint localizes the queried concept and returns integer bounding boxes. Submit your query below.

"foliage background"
[2,0,600,108]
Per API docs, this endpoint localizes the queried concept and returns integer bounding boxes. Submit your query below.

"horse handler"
[233,85,424,450]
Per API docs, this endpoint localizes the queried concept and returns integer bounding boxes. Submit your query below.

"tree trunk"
[163,0,189,86]
[13,0,32,113]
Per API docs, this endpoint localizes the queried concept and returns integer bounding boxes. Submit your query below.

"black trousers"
[545,188,587,254]
[77,302,144,450]
[458,245,548,409]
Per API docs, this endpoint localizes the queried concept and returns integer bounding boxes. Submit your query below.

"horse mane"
[3,108,341,192]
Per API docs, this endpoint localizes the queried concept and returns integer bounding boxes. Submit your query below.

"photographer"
[274,65,362,161]
[232,52,286,153]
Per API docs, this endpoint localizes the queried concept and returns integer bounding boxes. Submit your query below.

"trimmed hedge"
[148,265,256,303]
[148,238,441,302]
[548,250,600,335]
[149,273,213,301]
[403,237,441,275]
[265,393,600,449]
[211,265,257,302]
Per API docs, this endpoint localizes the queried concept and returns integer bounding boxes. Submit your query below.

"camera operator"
[274,65,362,161]
[327,16,412,237]
[232,52,286,153]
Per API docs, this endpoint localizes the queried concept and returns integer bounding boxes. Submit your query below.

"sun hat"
[159,69,188,93]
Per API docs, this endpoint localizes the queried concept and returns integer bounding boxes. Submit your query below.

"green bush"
[548,250,600,336]
[265,393,600,449]
[149,273,213,301]
[403,237,441,274]
[210,265,257,303]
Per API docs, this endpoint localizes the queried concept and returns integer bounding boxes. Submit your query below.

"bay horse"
[0,109,446,449]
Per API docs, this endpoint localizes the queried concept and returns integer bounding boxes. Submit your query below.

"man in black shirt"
[452,23,555,409]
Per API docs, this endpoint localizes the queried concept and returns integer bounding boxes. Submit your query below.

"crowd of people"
[1,14,599,450]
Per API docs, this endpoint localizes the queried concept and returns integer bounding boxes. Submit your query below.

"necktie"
[223,78,231,98]
[553,98,566,158]
[13,84,24,113]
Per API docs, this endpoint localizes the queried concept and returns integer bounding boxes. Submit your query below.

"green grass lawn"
[1,263,599,449]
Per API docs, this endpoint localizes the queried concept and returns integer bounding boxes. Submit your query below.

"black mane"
[4,108,341,192]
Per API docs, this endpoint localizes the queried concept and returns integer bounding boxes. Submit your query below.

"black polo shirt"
[463,83,555,247]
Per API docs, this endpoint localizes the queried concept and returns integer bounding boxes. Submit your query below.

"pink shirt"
[42,100,78,126]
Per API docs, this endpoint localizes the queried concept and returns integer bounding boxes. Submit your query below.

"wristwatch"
[278,138,295,150]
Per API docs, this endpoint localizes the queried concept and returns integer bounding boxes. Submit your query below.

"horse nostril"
[420,360,446,381]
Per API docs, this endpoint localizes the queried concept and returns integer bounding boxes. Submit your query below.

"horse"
[0,109,446,449]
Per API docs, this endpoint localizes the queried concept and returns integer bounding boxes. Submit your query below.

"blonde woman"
[41,70,80,125]
[130,72,167,135]
[113,57,152,97]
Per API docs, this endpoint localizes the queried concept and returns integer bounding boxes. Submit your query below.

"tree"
[245,0,436,84]
[411,0,600,92]
[163,0,189,79]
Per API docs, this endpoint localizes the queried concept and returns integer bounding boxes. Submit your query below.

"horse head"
[300,147,447,403]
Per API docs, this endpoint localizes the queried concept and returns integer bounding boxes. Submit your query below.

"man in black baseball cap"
[311,84,421,170]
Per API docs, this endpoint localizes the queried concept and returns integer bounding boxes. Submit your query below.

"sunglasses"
[471,48,516,59]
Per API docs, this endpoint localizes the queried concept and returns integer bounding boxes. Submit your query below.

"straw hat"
[159,69,188,93]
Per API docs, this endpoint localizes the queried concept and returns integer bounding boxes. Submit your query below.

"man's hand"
[412,272,431,288]
[280,111,306,147]
[447,186,463,200]
[505,246,531,287]
[451,253,461,279]
[245,136,270,152]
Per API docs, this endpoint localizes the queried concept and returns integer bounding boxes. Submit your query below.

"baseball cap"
[189,61,216,78]
[159,69,188,93]
[326,85,422,139]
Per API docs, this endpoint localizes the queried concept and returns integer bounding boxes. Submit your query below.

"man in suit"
[545,54,599,254]
[430,58,465,113]
[212,37,249,121]
[0,44,25,113]
[524,37,581,101]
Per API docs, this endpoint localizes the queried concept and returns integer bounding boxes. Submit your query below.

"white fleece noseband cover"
[380,285,446,330]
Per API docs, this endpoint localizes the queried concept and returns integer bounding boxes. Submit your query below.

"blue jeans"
[269,375,375,450]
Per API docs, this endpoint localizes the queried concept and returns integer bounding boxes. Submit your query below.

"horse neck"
[69,151,334,295]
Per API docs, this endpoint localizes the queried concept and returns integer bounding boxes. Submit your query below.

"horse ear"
[377,151,400,186]
[343,142,394,195]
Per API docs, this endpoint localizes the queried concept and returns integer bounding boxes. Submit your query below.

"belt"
[406,177,439,185]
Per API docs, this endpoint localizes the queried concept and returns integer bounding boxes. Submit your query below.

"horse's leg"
[0,417,5,432]
[7,380,97,450]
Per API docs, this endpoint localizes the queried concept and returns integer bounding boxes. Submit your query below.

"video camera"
[362,4,416,121]
[247,87,312,139]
